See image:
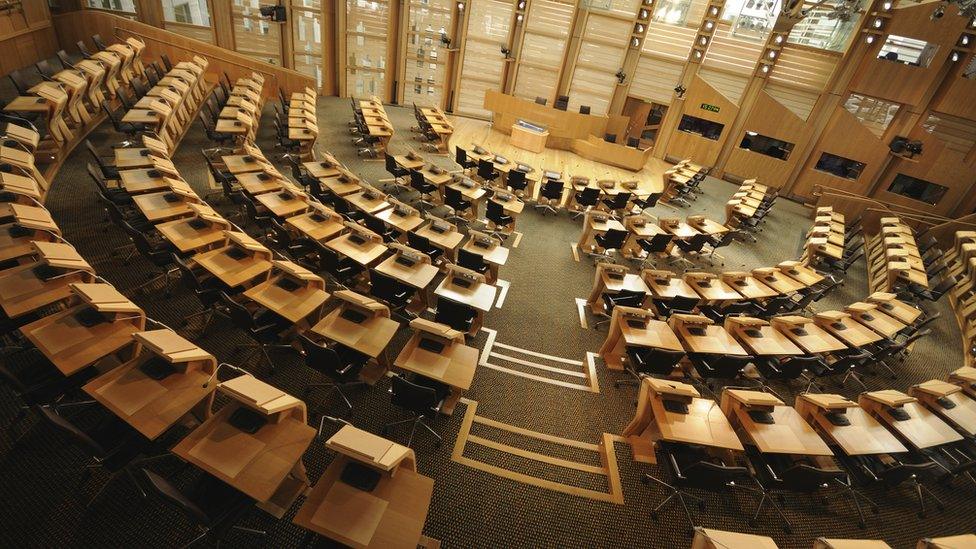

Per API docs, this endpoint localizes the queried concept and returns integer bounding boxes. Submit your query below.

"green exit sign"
[700,103,720,113]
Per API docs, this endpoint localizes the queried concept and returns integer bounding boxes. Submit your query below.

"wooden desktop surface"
[193,246,273,289]
[243,275,329,324]
[310,306,400,358]
[21,304,140,375]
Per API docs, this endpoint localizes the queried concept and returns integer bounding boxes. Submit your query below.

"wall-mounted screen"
[814,152,866,180]
[887,173,948,205]
[678,115,724,141]
[739,131,794,161]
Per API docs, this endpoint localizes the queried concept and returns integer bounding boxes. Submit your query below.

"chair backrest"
[541,180,564,200]
[626,346,685,376]
[35,59,58,80]
[435,298,476,330]
[56,49,73,69]
[760,294,793,315]
[76,40,92,58]
[298,334,356,382]
[92,34,108,50]
[385,153,399,175]
[642,192,662,208]
[8,70,31,96]
[409,170,426,189]
[879,461,938,485]
[604,290,646,310]
[507,169,527,190]
[599,228,629,249]
[827,350,872,373]
[86,162,110,194]
[35,406,108,460]
[697,355,751,379]
[161,54,174,72]
[668,295,699,314]
[645,233,673,253]
[221,292,258,331]
[477,159,495,178]
[458,248,488,271]
[718,301,756,317]
[141,469,212,527]
[680,459,752,490]
[780,464,845,493]
[607,192,631,209]
[454,147,468,166]
[391,374,441,413]
[604,134,616,143]
[406,232,434,255]
[576,186,600,205]
[485,199,507,221]
[777,355,825,379]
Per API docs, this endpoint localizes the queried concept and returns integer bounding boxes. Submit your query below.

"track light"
[951,51,961,61]
[866,34,875,44]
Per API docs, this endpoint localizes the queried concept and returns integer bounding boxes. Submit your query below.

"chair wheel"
[858,519,865,528]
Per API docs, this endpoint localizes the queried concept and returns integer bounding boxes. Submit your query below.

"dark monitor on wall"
[739,131,794,161]
[815,152,866,181]
[678,115,724,141]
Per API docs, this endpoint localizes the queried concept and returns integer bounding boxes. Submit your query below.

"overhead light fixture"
[882,1,892,9]
[774,34,784,44]
[866,34,875,43]
[951,51,961,61]
[705,21,714,30]
[873,18,883,28]
[761,65,770,73]
[768,50,777,58]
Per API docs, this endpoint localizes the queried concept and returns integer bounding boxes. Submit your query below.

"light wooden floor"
[447,116,671,195]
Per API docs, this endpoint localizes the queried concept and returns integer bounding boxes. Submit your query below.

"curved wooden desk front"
[569,135,654,171]
[482,90,629,149]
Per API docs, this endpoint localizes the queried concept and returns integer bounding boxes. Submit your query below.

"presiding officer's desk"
[569,134,654,171]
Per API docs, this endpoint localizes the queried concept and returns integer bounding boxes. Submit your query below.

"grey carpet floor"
[0,94,972,549]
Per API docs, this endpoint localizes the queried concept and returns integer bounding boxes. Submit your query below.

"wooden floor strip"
[488,352,587,378]
[466,435,607,475]
[492,342,583,365]
[481,362,594,392]
[473,415,601,452]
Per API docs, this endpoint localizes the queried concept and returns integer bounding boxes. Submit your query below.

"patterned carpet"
[0,94,973,549]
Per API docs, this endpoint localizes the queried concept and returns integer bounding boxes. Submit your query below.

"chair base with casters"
[306,378,367,432]
[382,409,443,448]
[823,477,880,528]
[641,473,704,537]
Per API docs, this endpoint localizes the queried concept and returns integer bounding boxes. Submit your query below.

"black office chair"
[535,179,565,215]
[644,442,754,536]
[141,468,264,547]
[865,329,930,379]
[120,220,178,294]
[383,374,447,447]
[92,34,109,51]
[435,297,477,333]
[703,230,737,266]
[579,105,591,115]
[160,54,175,72]
[688,354,753,394]
[34,59,60,81]
[87,162,130,206]
[604,134,617,143]
[221,292,294,376]
[198,112,235,145]
[615,347,686,387]
[454,147,477,172]
[76,39,93,58]
[590,228,628,262]
[384,153,410,192]
[409,170,438,211]
[103,100,151,138]
[458,248,491,277]
[270,219,315,259]
[506,169,529,197]
[485,199,514,239]
[299,334,369,422]
[86,139,120,181]
[117,89,137,110]
[631,192,662,215]
[56,49,75,70]
[407,232,444,264]
[755,355,829,394]
[444,186,473,223]
[595,290,646,329]
[845,456,942,519]
[653,295,699,318]
[313,241,363,289]
[571,187,601,220]
[0,355,94,438]
[369,269,415,314]
[636,234,674,268]
[672,234,713,269]
[476,158,498,184]
[131,77,149,100]
[747,453,850,533]
[172,253,226,335]
[601,192,632,219]
[824,349,873,389]
[35,405,151,503]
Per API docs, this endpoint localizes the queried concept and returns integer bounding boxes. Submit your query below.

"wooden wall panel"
[724,91,810,188]
[665,75,739,167]
[792,107,890,199]
[0,2,57,78]
[52,10,315,98]
[932,57,976,121]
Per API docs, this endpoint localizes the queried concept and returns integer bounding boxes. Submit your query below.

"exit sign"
[700,103,720,113]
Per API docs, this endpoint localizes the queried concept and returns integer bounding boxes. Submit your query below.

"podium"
[510,123,548,153]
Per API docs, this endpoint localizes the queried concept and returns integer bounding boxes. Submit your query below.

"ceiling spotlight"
[952,51,961,61]
[761,65,770,73]
[705,21,714,30]
[873,18,883,28]
[866,34,875,43]
[774,35,784,44]
[768,50,777,58]
[882,1,892,9]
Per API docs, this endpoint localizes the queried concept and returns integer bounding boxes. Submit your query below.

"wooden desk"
[254,189,309,219]
[814,312,884,347]
[771,317,849,354]
[413,222,465,261]
[84,329,216,440]
[293,427,433,549]
[374,205,425,235]
[114,147,156,169]
[684,275,739,302]
[692,528,779,549]
[845,303,906,339]
[237,172,284,195]
[375,253,439,290]
[722,390,832,456]
[795,393,907,456]
[726,319,802,356]
[866,292,922,325]
[303,159,341,179]
[751,268,806,294]
[643,272,700,300]
[171,398,314,514]
[0,259,92,319]
[325,233,387,266]
[598,307,682,371]
[193,244,273,289]
[119,168,170,195]
[661,220,701,240]
[578,213,625,250]
[286,211,345,242]
[482,90,628,150]
[244,272,329,325]
[688,217,730,236]
[859,391,963,450]
[310,305,400,360]
[911,380,976,437]
[623,378,743,458]
[21,302,142,376]
[346,190,392,215]
[778,261,824,286]
[434,273,497,312]
[132,191,194,223]
[669,317,748,356]
[395,325,479,415]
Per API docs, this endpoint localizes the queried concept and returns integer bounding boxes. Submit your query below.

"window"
[292,1,323,89]
[401,0,453,108]
[788,0,860,52]
[162,0,214,43]
[844,93,899,138]
[739,131,794,160]
[345,0,391,99]
[233,0,283,65]
[512,0,575,103]
[652,0,691,24]
[963,55,976,79]
[678,115,724,140]
[887,174,948,205]
[722,0,780,41]
[815,152,865,180]
[86,0,136,13]
[877,35,940,68]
